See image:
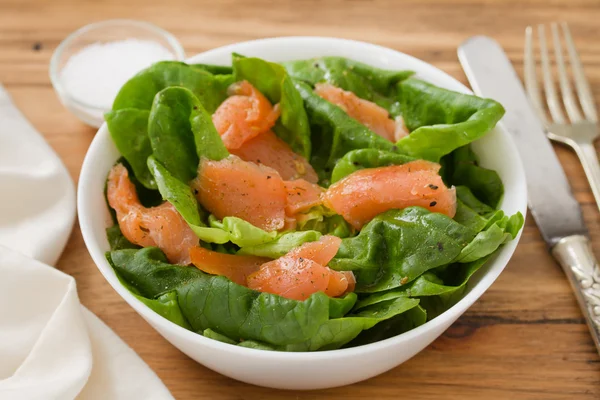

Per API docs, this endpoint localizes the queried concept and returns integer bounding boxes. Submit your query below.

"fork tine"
[524,26,549,126]
[562,22,598,122]
[538,24,566,123]
[551,23,583,123]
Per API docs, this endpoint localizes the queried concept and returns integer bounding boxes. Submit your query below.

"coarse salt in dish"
[60,39,175,110]
[50,20,185,128]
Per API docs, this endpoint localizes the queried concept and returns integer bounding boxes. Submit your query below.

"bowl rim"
[78,35,527,360]
[49,19,186,112]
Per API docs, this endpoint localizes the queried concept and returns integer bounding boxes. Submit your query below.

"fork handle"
[573,140,600,214]
[552,235,600,355]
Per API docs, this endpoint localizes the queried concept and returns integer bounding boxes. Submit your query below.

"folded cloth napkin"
[0,85,174,399]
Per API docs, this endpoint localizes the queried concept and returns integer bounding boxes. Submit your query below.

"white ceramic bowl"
[78,37,527,390]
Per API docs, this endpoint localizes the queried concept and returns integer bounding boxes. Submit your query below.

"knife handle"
[552,235,600,354]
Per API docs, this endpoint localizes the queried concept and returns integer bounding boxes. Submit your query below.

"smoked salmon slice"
[283,179,323,216]
[192,155,287,232]
[230,130,319,183]
[212,80,281,149]
[314,82,409,141]
[322,160,457,230]
[107,164,198,265]
[189,246,269,285]
[247,235,354,300]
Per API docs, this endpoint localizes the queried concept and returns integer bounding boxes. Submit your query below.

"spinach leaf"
[415,257,492,319]
[203,329,237,345]
[105,109,155,189]
[106,225,139,251]
[233,55,312,158]
[282,56,413,115]
[344,305,427,347]
[136,291,192,330]
[443,146,504,208]
[283,296,420,351]
[455,185,495,215]
[113,61,233,113]
[108,247,334,347]
[330,149,416,183]
[230,296,419,351]
[148,87,229,183]
[352,256,492,323]
[329,293,358,319]
[191,64,234,75]
[330,207,476,292]
[111,258,191,329]
[395,79,505,162]
[108,247,410,350]
[294,80,395,185]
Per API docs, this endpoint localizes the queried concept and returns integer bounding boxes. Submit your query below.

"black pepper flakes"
[430,201,437,207]
[437,242,444,251]
[428,184,438,190]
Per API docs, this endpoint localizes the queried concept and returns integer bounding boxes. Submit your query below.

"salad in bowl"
[102,52,523,352]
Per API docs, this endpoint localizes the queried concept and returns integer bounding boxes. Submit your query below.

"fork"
[524,22,600,212]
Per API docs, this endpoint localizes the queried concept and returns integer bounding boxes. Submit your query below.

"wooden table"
[2,0,600,398]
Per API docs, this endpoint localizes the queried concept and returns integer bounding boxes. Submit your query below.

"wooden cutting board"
[1,0,599,398]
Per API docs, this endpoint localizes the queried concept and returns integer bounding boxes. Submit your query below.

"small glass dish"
[49,19,185,128]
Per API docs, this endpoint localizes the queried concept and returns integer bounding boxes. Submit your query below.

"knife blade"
[458,36,600,356]
[458,35,587,246]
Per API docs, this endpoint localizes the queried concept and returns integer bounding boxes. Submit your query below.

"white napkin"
[0,85,174,399]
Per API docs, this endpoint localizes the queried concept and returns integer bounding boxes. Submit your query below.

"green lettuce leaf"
[237,230,322,258]
[295,206,354,238]
[330,207,476,292]
[105,109,155,189]
[113,61,233,113]
[148,87,229,183]
[294,80,395,185]
[233,54,312,159]
[282,56,413,115]
[108,247,395,350]
[207,215,277,247]
[395,79,505,162]
[456,211,523,263]
[330,148,416,183]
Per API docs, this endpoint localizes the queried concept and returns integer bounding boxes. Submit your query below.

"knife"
[458,36,600,354]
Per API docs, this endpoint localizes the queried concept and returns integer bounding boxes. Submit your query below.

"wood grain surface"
[2,0,600,398]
